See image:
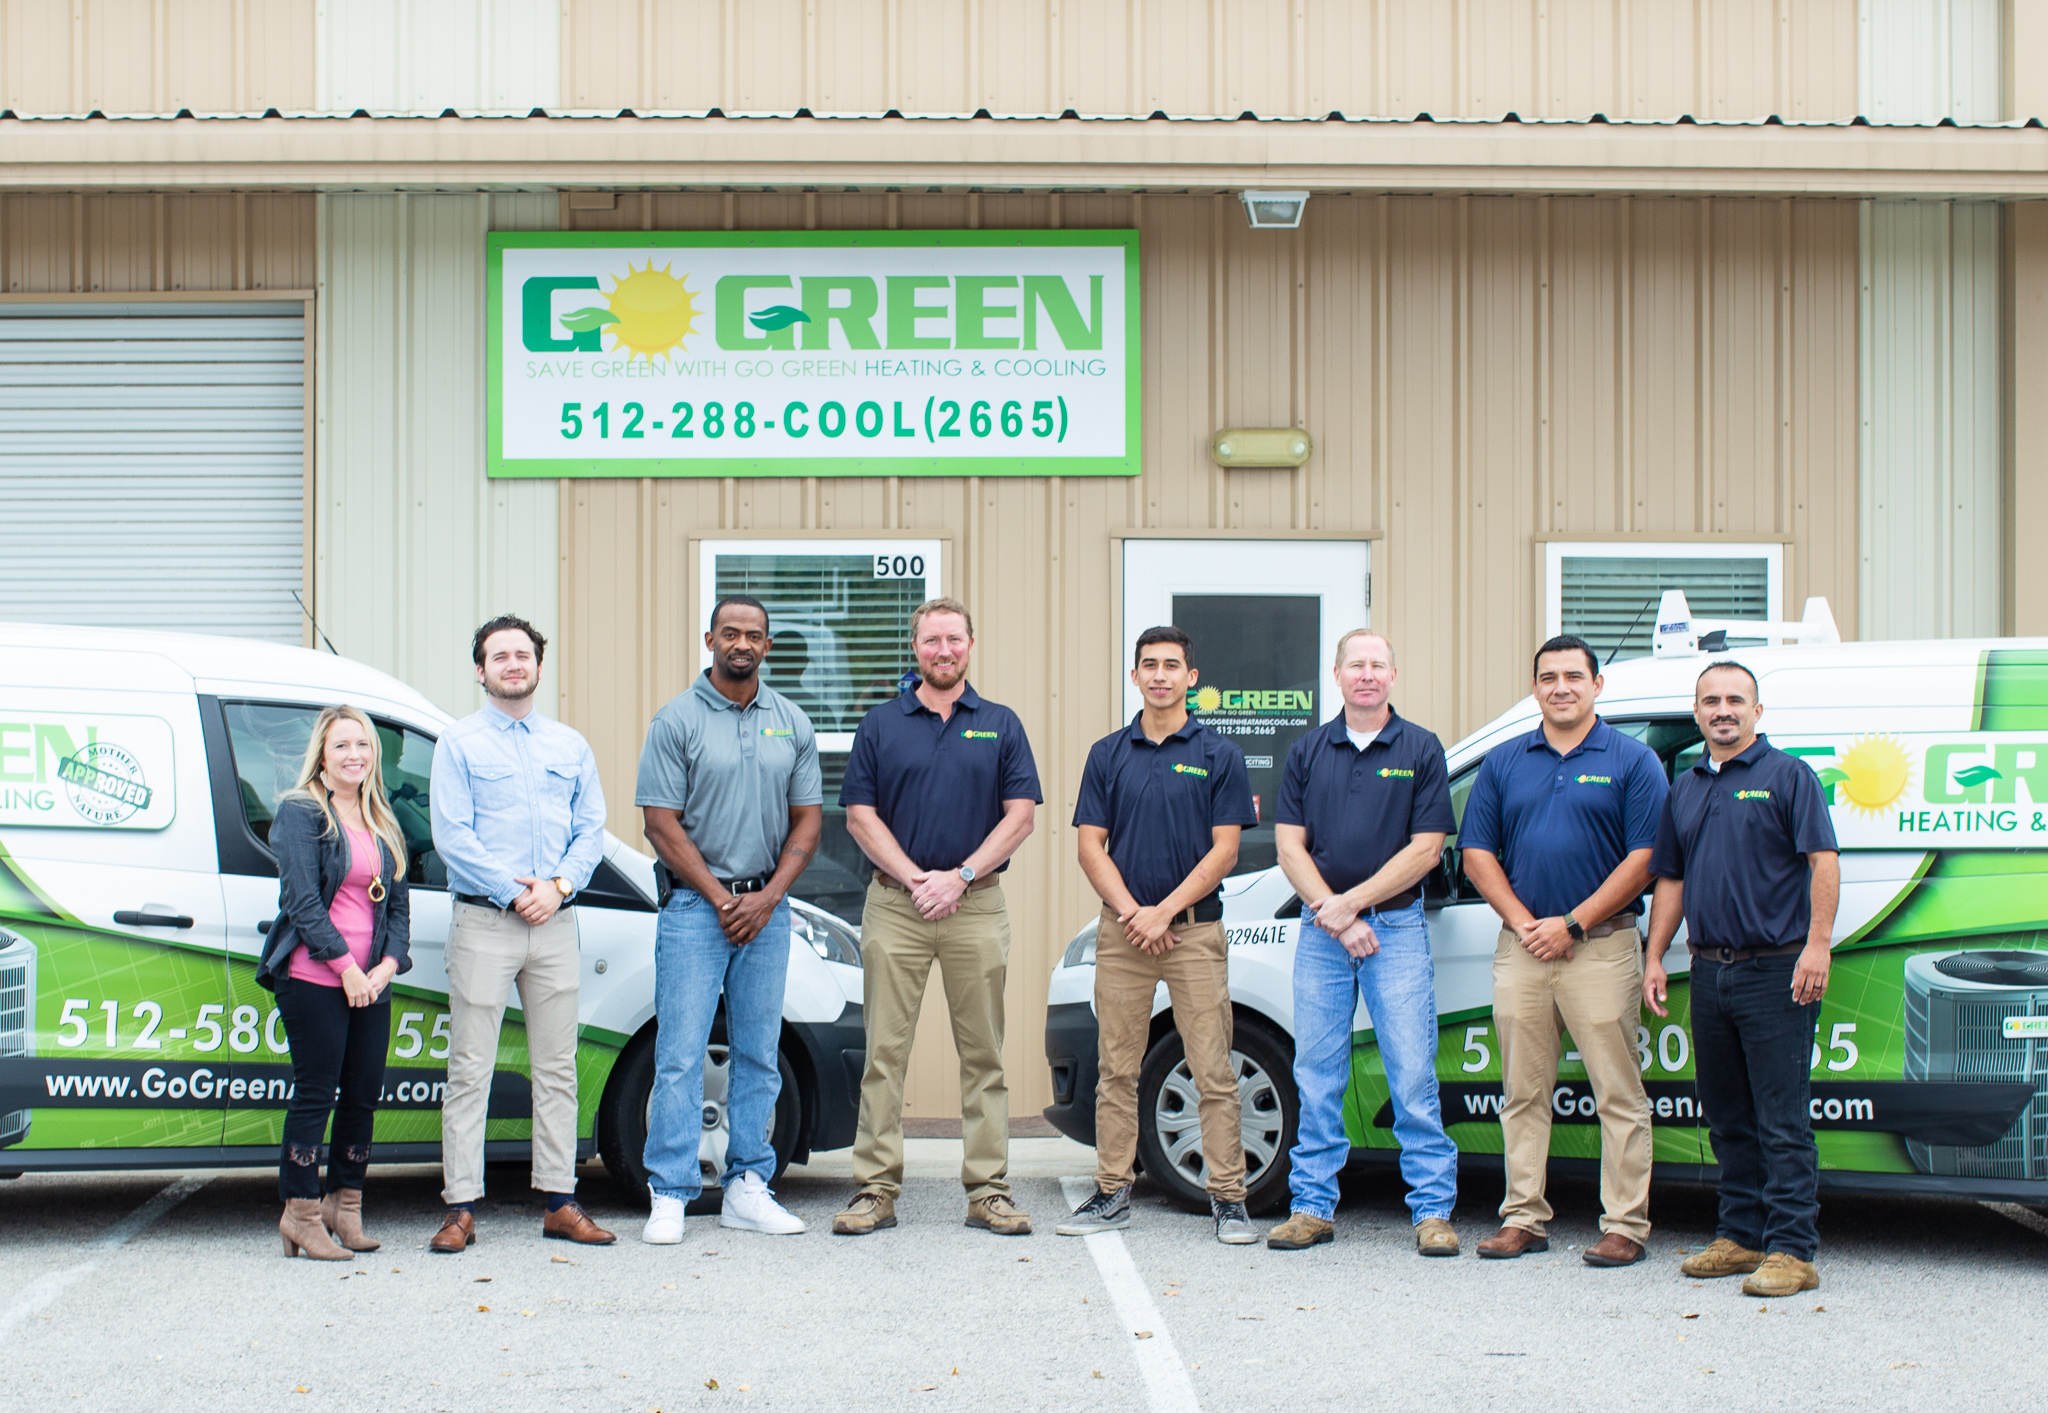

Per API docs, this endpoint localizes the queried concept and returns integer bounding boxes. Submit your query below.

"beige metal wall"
[0,0,313,114]
[552,189,1860,1120]
[0,189,312,290]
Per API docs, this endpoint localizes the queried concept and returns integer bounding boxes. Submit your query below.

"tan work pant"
[851,879,1011,1200]
[1092,905,1246,1202]
[441,901,582,1205]
[1493,924,1653,1244]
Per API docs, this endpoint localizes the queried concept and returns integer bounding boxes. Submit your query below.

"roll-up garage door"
[0,301,307,643]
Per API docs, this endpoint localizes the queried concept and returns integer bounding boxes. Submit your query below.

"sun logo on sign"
[1817,735,1912,816]
[1193,687,1223,713]
[561,263,702,363]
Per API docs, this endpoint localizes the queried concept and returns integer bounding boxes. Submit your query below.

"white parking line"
[0,1175,209,1344]
[1060,1175,1201,1413]
[1981,1200,2048,1240]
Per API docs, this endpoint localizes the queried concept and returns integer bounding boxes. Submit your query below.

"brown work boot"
[1680,1236,1764,1279]
[429,1207,475,1253]
[279,1198,350,1260]
[1415,1217,1459,1257]
[832,1190,897,1236]
[543,1200,617,1245]
[1582,1231,1646,1267]
[1266,1212,1334,1250]
[1476,1225,1550,1260]
[1742,1252,1820,1297]
[320,1187,380,1253]
[966,1192,1032,1235]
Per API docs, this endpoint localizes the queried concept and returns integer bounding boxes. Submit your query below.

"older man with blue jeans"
[1269,628,1459,1254]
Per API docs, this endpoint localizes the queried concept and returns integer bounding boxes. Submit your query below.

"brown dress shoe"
[832,1191,897,1236]
[543,1200,618,1245]
[965,1193,1032,1235]
[429,1207,475,1254]
[1583,1231,1646,1267]
[1476,1225,1550,1260]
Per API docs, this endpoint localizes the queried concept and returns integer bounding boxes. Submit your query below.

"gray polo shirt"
[634,671,823,880]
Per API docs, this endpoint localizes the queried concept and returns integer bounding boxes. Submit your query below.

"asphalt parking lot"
[4,1139,2046,1413]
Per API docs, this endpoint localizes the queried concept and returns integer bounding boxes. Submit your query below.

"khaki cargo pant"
[440,900,582,1205]
[1493,924,1654,1245]
[851,878,1011,1201]
[1092,905,1247,1202]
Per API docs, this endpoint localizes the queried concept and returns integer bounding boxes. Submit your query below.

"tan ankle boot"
[321,1188,380,1252]
[280,1197,350,1260]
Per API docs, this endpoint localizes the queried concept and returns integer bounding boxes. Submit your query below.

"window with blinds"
[1560,554,1772,662]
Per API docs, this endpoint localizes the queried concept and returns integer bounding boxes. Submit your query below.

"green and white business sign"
[487,230,1140,478]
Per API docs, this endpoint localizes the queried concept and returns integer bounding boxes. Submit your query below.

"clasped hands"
[904,869,968,922]
[1309,894,1379,959]
[339,957,398,1008]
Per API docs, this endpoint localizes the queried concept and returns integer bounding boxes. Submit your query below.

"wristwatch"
[553,876,574,901]
[957,864,977,884]
[1564,912,1585,941]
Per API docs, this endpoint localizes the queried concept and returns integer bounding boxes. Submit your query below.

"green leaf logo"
[749,305,812,332]
[1815,766,1849,804]
[1953,764,2003,788]
[558,306,620,334]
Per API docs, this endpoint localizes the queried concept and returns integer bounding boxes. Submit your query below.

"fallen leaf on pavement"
[1891,1363,1920,1370]
[663,1283,677,1290]
[476,1306,489,1313]
[1814,1306,1826,1313]
[1683,1313,1699,1320]
[706,1378,720,1389]
[1134,1331,1154,1340]
[474,1277,491,1283]
[520,1311,535,1318]
[551,1256,573,1265]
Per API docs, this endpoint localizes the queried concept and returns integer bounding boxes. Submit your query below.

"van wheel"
[1135,1016,1295,1216]
[598,1019,803,1214]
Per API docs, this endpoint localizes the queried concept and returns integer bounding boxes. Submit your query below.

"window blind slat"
[1561,556,1769,662]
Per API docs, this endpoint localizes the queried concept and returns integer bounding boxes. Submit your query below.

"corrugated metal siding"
[0,192,316,295]
[1859,0,2003,124]
[552,189,1860,1118]
[313,192,562,721]
[0,301,306,640]
[0,0,314,115]
[316,0,560,113]
[1860,199,2003,640]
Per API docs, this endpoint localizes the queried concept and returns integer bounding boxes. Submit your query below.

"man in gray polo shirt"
[636,594,823,1242]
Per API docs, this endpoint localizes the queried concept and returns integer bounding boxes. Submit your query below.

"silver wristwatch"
[957,864,977,884]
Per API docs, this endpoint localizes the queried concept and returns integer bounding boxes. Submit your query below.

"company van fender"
[487,231,1140,479]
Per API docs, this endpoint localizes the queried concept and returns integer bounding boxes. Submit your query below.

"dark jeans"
[274,977,389,1202]
[1690,954,1821,1260]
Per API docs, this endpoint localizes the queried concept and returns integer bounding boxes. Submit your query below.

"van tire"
[1135,1015,1296,1217]
[598,1018,803,1215]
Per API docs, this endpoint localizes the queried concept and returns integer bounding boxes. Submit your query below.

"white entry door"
[1121,539,1371,875]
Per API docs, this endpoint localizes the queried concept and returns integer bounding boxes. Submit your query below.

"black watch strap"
[1565,914,1586,941]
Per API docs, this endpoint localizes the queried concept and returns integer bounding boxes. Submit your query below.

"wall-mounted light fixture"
[1211,427,1313,468]
[1239,190,1310,229]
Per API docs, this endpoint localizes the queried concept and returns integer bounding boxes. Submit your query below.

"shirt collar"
[1125,711,1205,745]
[1694,732,1772,775]
[900,680,983,715]
[1321,707,1404,750]
[692,669,764,713]
[482,701,532,732]
[1521,716,1614,759]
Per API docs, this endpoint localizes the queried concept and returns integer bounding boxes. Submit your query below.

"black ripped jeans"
[274,977,390,1201]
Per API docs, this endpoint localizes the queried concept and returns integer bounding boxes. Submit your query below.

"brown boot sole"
[965,1218,1032,1235]
[833,1214,898,1235]
[1477,1236,1549,1260]
[1267,1227,1335,1251]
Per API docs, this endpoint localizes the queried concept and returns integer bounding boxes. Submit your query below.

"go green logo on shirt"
[1172,763,1209,777]
[962,729,1000,740]
[759,727,794,738]
[1378,767,1415,779]
[1735,789,1772,801]
[1576,774,1614,785]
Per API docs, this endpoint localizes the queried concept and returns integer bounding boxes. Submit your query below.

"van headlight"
[1060,917,1099,969]
[792,909,862,969]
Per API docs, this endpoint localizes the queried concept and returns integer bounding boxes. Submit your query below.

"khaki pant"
[1494,924,1653,1245]
[441,901,582,1205]
[1092,906,1246,1202]
[851,879,1011,1200]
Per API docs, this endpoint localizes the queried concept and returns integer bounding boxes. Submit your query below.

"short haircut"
[1133,625,1194,668]
[1533,634,1600,680]
[472,614,546,667]
[1696,659,1760,698]
[1333,627,1395,669]
[910,596,975,641]
[709,594,770,633]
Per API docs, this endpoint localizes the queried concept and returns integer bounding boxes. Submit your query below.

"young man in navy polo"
[1461,634,1667,1267]
[1644,661,1839,1298]
[1058,626,1260,1245]
[1267,629,1460,1254]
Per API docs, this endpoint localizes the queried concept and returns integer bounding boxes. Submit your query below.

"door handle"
[113,910,195,929]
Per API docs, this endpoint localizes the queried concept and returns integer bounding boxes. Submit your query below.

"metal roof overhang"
[2,113,2045,198]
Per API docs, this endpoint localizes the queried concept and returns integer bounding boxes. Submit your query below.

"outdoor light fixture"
[1211,427,1313,468]
[1239,190,1310,229]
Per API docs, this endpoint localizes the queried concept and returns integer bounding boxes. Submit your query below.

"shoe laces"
[982,1193,1022,1216]
[847,1192,882,1212]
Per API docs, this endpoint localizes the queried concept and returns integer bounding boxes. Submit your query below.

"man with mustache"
[1644,661,1839,1298]
[832,598,1042,1237]
[636,594,823,1243]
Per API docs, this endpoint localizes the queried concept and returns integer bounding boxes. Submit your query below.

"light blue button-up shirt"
[430,703,608,907]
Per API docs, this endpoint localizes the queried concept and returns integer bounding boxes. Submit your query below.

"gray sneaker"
[1212,1197,1258,1245]
[1056,1183,1132,1235]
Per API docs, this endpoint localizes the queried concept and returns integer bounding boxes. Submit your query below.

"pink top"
[288,826,379,987]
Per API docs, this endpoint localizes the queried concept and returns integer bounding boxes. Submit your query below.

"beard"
[488,672,538,701]
[921,659,968,690]
[718,649,760,680]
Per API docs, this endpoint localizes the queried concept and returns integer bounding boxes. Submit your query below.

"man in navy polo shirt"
[1058,626,1260,1246]
[831,597,1042,1238]
[1267,628,1460,1255]
[1461,634,1667,1268]
[1645,660,1839,1299]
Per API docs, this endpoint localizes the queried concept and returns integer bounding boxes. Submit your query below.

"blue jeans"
[1287,899,1458,1223]
[1690,953,1821,1260]
[643,890,791,1201]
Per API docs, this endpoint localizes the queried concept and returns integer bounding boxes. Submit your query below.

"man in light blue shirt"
[427,614,613,1252]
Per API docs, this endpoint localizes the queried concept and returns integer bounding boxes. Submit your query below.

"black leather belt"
[1694,939,1806,964]
[720,876,769,896]
[1174,898,1225,925]
[454,892,500,908]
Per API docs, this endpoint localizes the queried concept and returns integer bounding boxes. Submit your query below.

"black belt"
[455,892,574,910]
[1694,939,1805,964]
[719,876,769,896]
[1174,898,1225,925]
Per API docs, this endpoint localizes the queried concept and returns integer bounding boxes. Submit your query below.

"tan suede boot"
[320,1188,380,1252]
[279,1198,350,1260]
[1741,1252,1820,1297]
[1680,1237,1765,1279]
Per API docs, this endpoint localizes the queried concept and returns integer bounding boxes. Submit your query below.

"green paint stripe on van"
[1977,647,2048,732]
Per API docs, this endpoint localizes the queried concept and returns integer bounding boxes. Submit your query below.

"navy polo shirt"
[1072,713,1259,908]
[838,682,1043,875]
[1276,708,1456,909]
[1648,734,1839,949]
[1458,718,1668,921]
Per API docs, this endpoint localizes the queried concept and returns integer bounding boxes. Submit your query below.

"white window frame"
[696,537,942,752]
[1544,541,1785,647]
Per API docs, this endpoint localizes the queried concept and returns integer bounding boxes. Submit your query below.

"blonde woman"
[257,705,413,1260]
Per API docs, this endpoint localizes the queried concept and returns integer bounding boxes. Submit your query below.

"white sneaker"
[642,1188,686,1245]
[718,1171,806,1235]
